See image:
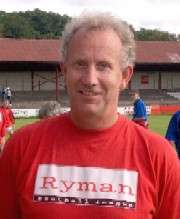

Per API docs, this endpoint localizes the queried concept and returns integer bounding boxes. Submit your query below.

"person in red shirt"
[0,12,179,219]
[0,106,6,152]
[1,100,15,138]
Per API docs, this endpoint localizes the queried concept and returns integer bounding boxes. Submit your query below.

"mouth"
[78,90,98,96]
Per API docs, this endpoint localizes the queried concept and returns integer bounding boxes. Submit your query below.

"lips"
[79,90,98,96]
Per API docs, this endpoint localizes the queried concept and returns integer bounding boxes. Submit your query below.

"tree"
[0,9,179,41]
[3,13,35,38]
[135,28,177,41]
[0,9,71,39]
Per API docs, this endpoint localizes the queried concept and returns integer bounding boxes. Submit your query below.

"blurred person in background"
[132,90,148,128]
[165,110,180,158]
[1,87,6,102]
[0,12,179,219]
[2,100,15,138]
[5,87,12,104]
[0,104,6,153]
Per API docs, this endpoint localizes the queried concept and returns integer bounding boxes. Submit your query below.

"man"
[0,12,179,219]
[165,110,180,158]
[0,104,6,152]
[5,87,12,104]
[1,100,15,138]
[132,90,148,128]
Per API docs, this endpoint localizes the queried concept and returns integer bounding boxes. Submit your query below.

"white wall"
[0,71,31,91]
[0,70,61,91]
[131,71,159,89]
[161,72,180,89]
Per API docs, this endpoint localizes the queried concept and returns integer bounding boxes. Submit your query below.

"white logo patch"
[34,165,138,208]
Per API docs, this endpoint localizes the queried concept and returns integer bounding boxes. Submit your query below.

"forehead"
[67,28,122,60]
[71,27,120,45]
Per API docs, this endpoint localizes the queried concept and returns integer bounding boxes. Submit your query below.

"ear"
[120,66,134,90]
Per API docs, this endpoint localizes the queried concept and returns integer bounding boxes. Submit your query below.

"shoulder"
[172,111,180,119]
[2,113,70,158]
[124,118,178,160]
[15,113,69,135]
[169,111,180,124]
[135,98,144,105]
[7,113,69,146]
[175,111,180,119]
[139,98,145,105]
[125,121,180,186]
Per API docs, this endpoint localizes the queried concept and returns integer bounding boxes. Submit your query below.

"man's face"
[63,28,133,118]
[132,93,139,101]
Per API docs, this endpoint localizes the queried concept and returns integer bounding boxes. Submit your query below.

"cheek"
[114,73,124,90]
[101,78,120,96]
[65,70,77,86]
[105,74,122,90]
[65,73,81,94]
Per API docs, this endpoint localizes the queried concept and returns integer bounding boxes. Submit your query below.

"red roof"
[0,38,61,62]
[136,41,180,64]
[0,38,180,64]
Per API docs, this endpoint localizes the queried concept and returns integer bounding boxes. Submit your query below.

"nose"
[81,65,98,87]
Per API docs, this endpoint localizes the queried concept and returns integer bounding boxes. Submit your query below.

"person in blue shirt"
[132,90,148,128]
[165,111,180,158]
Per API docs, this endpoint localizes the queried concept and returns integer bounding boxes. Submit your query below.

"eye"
[75,60,87,69]
[96,61,111,71]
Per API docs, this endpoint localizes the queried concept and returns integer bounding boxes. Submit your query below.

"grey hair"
[39,101,61,119]
[61,12,136,69]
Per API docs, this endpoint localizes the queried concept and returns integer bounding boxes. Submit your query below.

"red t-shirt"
[0,108,6,138]
[0,113,179,219]
[1,106,15,128]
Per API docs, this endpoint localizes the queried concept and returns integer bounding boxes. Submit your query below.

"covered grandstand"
[0,38,180,109]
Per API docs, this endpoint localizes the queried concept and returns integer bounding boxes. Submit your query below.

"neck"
[70,110,119,130]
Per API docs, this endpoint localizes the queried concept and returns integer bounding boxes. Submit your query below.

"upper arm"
[165,115,178,140]
[153,142,180,219]
[0,137,21,218]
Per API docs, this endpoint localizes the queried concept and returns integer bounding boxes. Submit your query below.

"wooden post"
[55,68,59,101]
[31,71,34,91]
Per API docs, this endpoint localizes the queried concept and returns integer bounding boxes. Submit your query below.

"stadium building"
[0,38,180,111]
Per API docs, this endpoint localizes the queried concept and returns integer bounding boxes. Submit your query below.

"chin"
[82,106,100,114]
[75,103,103,116]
